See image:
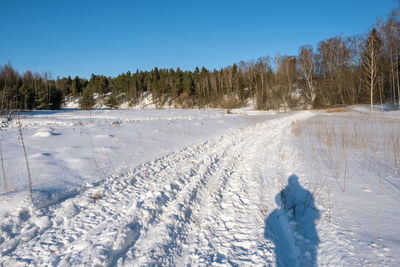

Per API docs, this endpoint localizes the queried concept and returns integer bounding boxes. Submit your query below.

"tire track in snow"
[2,112,324,266]
[176,114,298,266]
[1,114,282,266]
[120,121,252,266]
[120,112,311,266]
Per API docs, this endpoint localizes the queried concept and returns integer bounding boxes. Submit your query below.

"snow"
[0,107,399,266]
[290,111,400,266]
[64,96,80,109]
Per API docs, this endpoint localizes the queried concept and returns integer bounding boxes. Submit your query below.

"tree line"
[1,10,399,112]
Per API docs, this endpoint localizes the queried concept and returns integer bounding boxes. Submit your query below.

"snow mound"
[33,131,52,137]
[94,134,114,139]
[32,129,61,137]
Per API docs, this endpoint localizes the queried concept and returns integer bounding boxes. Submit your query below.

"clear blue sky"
[1,0,398,79]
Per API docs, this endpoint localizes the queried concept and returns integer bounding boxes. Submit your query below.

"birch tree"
[361,28,383,112]
[298,45,316,105]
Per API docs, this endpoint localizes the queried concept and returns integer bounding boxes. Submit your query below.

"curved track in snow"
[1,112,352,266]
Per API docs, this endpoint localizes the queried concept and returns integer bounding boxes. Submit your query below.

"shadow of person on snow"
[264,174,320,266]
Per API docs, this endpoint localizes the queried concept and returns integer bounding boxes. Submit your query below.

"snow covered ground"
[0,107,399,266]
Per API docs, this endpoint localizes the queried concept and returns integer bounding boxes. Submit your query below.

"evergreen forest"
[1,12,399,111]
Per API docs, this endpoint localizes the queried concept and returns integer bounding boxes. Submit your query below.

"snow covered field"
[0,107,399,266]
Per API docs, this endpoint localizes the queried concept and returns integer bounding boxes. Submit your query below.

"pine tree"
[105,92,118,109]
[19,84,34,110]
[79,88,95,109]
[71,76,82,96]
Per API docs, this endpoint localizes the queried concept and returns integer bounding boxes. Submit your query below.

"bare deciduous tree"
[361,28,383,112]
[298,45,316,105]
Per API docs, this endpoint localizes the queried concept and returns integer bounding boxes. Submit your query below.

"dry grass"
[291,113,400,193]
[0,139,7,195]
[221,95,240,112]
[17,117,33,202]
[326,108,350,113]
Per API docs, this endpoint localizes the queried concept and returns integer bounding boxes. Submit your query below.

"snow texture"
[0,108,399,266]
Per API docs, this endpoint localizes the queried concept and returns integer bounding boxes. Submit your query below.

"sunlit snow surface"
[0,107,399,266]
[0,109,260,208]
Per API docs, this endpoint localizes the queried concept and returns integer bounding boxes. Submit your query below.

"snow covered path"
[1,111,352,266]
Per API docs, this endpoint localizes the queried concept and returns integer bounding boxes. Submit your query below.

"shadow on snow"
[264,174,320,267]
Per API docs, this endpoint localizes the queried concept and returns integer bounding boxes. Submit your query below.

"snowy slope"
[0,108,399,266]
